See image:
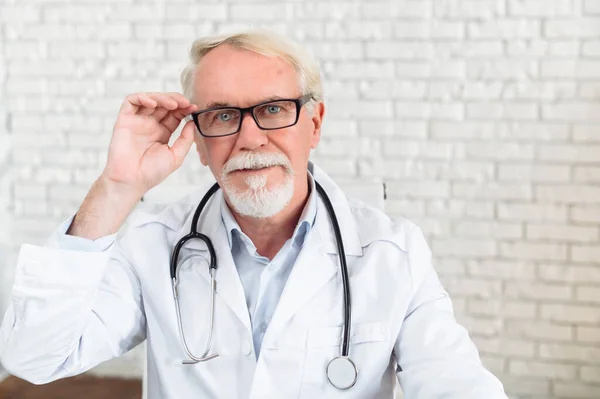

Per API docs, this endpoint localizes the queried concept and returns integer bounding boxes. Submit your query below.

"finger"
[150,107,170,122]
[144,93,179,111]
[160,104,200,133]
[170,120,195,169]
[137,94,159,116]
[163,92,191,108]
[121,93,153,115]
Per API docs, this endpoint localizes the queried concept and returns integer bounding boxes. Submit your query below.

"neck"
[227,173,310,260]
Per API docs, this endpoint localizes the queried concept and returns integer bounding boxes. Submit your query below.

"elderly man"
[0,31,507,398]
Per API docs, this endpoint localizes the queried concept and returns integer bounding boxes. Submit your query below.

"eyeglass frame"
[190,94,314,138]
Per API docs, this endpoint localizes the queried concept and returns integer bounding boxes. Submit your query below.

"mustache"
[222,152,294,175]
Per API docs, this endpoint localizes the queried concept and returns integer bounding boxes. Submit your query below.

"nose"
[236,111,268,150]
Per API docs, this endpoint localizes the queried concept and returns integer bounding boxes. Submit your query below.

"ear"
[309,102,325,149]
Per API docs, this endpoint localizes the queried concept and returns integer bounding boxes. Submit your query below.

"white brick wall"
[1,1,600,397]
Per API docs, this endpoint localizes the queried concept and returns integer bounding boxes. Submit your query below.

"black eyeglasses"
[191,94,314,137]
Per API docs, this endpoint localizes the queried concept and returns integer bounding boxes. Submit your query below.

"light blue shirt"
[220,173,317,358]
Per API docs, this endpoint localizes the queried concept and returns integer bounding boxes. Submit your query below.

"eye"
[216,112,234,122]
[267,105,281,114]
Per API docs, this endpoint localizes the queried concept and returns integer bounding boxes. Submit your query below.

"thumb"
[170,120,195,169]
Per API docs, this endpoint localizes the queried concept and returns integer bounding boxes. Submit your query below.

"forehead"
[192,44,300,108]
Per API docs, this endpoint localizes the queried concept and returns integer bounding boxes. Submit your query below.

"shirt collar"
[220,170,318,250]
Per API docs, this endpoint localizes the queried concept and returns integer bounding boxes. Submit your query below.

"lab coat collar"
[175,161,363,257]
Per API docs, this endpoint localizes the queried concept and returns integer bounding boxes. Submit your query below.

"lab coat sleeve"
[394,225,508,398]
[0,215,146,384]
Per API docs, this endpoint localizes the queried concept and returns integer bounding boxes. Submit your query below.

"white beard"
[221,152,295,219]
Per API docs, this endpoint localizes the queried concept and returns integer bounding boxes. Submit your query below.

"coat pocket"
[299,321,392,398]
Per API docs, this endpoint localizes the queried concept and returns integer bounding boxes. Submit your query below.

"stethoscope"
[170,180,358,390]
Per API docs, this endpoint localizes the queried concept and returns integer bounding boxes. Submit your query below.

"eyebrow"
[203,95,290,110]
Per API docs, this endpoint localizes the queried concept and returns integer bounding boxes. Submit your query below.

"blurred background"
[1,0,600,398]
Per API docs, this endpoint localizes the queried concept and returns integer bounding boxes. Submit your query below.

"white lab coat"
[0,163,507,398]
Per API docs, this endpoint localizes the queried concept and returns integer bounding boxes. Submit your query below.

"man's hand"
[102,92,200,198]
[67,93,200,239]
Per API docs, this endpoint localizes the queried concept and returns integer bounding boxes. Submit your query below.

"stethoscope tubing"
[170,179,352,368]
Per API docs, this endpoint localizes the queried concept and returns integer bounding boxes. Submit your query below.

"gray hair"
[180,30,323,110]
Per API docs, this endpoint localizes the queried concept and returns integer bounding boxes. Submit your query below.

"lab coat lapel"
[267,164,364,340]
[265,225,337,340]
[174,189,252,334]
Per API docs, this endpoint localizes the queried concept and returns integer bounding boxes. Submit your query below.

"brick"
[427,200,495,219]
[453,183,532,200]
[462,81,503,99]
[386,181,450,199]
[432,239,497,257]
[394,102,463,120]
[536,185,600,204]
[553,383,600,398]
[541,304,600,324]
[324,22,392,40]
[577,326,600,343]
[468,20,540,38]
[466,103,538,120]
[455,221,523,239]
[394,21,465,39]
[585,0,600,14]
[434,41,504,58]
[583,41,600,56]
[504,282,573,301]
[434,0,505,19]
[307,41,363,60]
[359,80,427,100]
[499,242,568,261]
[506,321,573,342]
[545,18,600,38]
[467,60,538,79]
[576,286,600,304]
[527,224,599,242]
[420,80,461,99]
[509,360,576,379]
[508,0,578,16]
[580,366,600,383]
[359,1,432,19]
[431,122,569,141]
[575,166,600,182]
[573,124,600,142]
[465,143,535,160]
[327,100,393,119]
[0,5,41,22]
[468,299,537,320]
[164,4,227,21]
[572,245,600,263]
[294,2,362,20]
[366,42,435,60]
[467,260,536,280]
[507,40,580,56]
[580,83,600,100]
[322,120,358,137]
[539,264,600,284]
[499,164,571,182]
[357,121,426,138]
[503,81,577,100]
[332,61,395,79]
[572,206,600,223]
[44,5,111,22]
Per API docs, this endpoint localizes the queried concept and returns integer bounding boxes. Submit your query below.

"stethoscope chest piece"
[326,356,357,390]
